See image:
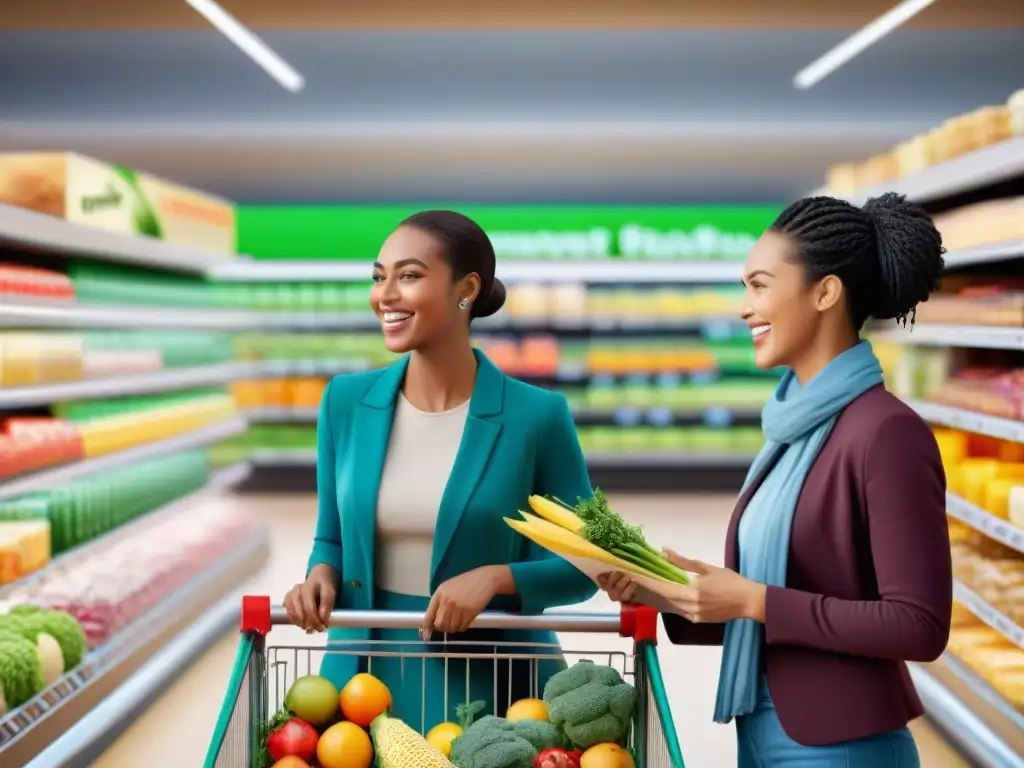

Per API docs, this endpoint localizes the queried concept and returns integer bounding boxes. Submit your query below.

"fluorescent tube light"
[185,0,306,92]
[794,0,938,90]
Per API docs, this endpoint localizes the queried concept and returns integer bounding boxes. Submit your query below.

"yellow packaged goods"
[946,626,1004,655]
[950,601,981,628]
[0,520,51,584]
[991,671,1024,708]
[1009,89,1024,136]
[0,152,237,257]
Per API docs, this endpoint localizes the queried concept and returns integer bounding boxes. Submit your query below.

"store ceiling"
[0,24,1022,203]
[2,0,1021,30]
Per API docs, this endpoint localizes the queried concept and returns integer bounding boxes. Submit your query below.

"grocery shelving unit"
[0,462,267,766]
[0,415,248,501]
[836,128,1024,766]
[0,207,275,762]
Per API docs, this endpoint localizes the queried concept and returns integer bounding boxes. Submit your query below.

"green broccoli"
[509,719,567,752]
[0,635,45,715]
[450,715,538,768]
[542,660,638,749]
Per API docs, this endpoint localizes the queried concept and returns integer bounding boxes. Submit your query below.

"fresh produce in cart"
[579,743,635,767]
[506,491,690,585]
[505,698,549,723]
[370,710,454,767]
[264,712,319,764]
[427,700,486,757]
[207,603,683,767]
[340,671,393,727]
[284,674,340,727]
[543,661,638,750]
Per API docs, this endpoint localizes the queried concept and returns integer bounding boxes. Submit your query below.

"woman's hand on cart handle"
[421,565,514,639]
[284,564,338,633]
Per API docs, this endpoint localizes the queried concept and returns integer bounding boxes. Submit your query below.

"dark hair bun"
[472,277,506,319]
[861,192,945,323]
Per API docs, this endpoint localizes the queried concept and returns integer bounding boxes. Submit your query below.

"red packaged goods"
[0,436,22,479]
[0,417,84,477]
[0,264,74,300]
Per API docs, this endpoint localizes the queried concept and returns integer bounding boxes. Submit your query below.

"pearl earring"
[458,298,469,309]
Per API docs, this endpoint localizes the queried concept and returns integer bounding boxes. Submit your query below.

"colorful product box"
[0,152,237,257]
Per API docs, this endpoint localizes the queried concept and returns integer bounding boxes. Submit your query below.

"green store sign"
[238,204,780,261]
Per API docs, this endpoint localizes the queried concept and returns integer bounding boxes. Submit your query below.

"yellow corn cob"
[370,712,455,767]
[527,495,585,533]
[506,513,670,582]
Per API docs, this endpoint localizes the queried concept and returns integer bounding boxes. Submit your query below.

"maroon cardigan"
[664,385,951,746]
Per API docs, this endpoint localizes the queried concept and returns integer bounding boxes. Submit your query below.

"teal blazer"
[307,349,597,645]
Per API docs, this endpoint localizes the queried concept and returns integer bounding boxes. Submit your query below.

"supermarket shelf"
[0,297,377,331]
[209,258,745,284]
[1,526,269,767]
[244,405,763,428]
[0,461,252,598]
[952,580,1024,649]
[251,449,317,467]
[0,415,249,501]
[0,298,743,336]
[909,656,1024,768]
[0,361,268,409]
[585,452,757,469]
[946,492,1024,554]
[905,400,1024,444]
[247,406,319,423]
[249,450,757,471]
[832,136,1024,206]
[944,240,1024,270]
[0,202,237,276]
[873,324,1024,351]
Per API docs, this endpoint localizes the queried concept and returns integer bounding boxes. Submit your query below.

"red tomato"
[266,718,318,763]
[535,747,582,768]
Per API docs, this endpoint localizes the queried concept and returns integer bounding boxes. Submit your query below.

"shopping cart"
[206,595,685,767]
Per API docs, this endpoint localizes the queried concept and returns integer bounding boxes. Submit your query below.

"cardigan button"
[347,579,362,588]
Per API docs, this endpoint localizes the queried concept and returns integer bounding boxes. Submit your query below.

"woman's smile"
[381,310,414,333]
[750,323,771,347]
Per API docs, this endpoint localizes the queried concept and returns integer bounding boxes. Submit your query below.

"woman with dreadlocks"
[600,193,950,766]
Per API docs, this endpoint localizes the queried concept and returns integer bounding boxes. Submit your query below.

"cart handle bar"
[240,596,659,645]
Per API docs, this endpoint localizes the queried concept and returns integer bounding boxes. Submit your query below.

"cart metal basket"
[206,596,685,767]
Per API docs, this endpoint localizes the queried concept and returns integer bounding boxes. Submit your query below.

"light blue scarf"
[712,340,884,723]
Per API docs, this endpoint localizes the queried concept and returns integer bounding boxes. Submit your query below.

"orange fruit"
[316,722,373,768]
[581,743,635,768]
[426,721,463,757]
[506,697,549,722]
[272,758,310,768]
[339,673,393,728]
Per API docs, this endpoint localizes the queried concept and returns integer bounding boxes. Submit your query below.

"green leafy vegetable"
[573,489,689,584]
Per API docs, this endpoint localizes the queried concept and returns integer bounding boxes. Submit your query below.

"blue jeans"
[736,679,920,767]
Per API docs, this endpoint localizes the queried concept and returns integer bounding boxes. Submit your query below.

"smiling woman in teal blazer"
[283,210,596,734]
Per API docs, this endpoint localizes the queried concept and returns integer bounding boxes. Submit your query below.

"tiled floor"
[95,492,970,767]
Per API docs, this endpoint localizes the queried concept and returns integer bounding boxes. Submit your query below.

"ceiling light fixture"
[793,0,938,90]
[185,0,306,92]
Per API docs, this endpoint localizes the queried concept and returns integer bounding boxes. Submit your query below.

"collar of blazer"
[359,347,505,418]
[350,347,506,590]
